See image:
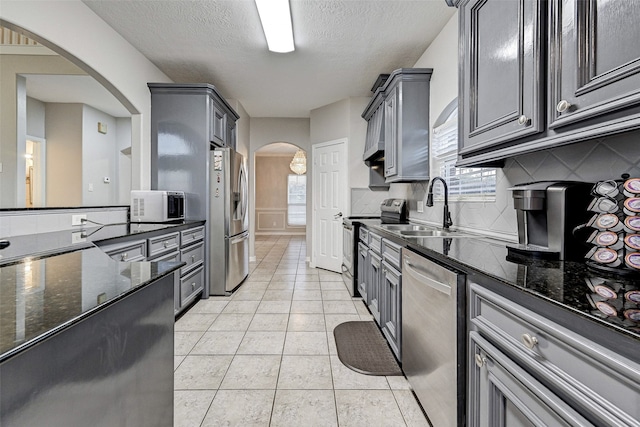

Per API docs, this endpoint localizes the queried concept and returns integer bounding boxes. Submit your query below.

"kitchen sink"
[380,224,435,231]
[398,229,472,237]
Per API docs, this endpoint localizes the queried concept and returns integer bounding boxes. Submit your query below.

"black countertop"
[357,220,640,346]
[0,247,182,362]
[0,221,204,266]
[0,221,202,362]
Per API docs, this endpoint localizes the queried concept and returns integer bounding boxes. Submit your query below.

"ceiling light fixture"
[290,150,306,175]
[255,0,295,53]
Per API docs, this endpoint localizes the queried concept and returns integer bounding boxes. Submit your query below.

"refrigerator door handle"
[239,164,248,221]
[230,232,249,245]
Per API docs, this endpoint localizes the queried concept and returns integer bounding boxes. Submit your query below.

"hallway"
[173,235,428,426]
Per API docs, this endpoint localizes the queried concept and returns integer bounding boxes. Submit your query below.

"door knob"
[334,212,343,219]
[517,115,529,125]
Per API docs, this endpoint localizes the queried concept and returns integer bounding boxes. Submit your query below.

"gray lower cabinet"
[469,332,591,427]
[96,224,206,317]
[102,239,147,262]
[357,242,369,304]
[177,226,205,313]
[368,250,382,324]
[381,237,402,360]
[469,282,640,426]
[381,260,401,360]
[458,0,544,157]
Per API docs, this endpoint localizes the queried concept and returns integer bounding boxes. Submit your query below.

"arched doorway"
[254,142,307,238]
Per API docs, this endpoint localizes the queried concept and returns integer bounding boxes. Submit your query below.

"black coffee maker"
[507,181,593,260]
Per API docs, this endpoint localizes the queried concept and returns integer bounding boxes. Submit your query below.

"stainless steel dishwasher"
[401,247,466,427]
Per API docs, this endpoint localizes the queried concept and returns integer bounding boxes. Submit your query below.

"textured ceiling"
[83,0,455,118]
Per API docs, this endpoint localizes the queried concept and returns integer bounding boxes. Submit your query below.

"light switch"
[88,183,94,192]
[417,201,424,213]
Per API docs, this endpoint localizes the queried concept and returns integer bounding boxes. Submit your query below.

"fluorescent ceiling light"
[255,0,295,53]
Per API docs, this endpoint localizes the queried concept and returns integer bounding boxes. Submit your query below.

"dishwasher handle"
[403,255,453,296]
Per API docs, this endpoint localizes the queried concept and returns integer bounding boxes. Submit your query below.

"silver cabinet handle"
[191,255,196,263]
[120,253,127,261]
[163,241,169,248]
[517,115,529,125]
[556,99,572,113]
[191,282,196,290]
[521,333,539,349]
[474,354,486,368]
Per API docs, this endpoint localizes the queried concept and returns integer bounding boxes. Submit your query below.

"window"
[287,174,306,226]
[431,100,496,201]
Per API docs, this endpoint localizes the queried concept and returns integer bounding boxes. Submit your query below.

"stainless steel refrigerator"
[210,147,249,294]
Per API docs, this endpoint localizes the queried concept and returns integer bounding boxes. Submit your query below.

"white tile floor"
[174,235,429,426]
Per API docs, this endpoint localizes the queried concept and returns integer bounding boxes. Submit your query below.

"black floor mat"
[333,321,402,376]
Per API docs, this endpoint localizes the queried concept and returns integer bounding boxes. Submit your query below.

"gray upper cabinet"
[548,0,640,130]
[361,68,432,184]
[362,90,385,161]
[383,69,432,183]
[453,0,640,166]
[458,0,544,158]
[211,104,226,147]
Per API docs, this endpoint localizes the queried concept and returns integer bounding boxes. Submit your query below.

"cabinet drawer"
[181,226,205,246]
[470,283,640,426]
[369,231,382,255]
[150,250,180,263]
[181,242,204,275]
[103,240,147,262]
[148,232,180,258]
[180,266,204,307]
[381,238,402,270]
[359,227,369,244]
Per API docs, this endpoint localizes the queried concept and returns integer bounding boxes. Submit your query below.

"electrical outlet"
[417,201,424,213]
[72,214,87,226]
[71,231,86,243]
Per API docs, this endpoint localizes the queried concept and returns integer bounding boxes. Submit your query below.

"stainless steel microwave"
[130,190,185,223]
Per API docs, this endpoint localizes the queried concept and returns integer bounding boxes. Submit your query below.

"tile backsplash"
[407,132,640,240]
[0,207,129,238]
[350,188,390,216]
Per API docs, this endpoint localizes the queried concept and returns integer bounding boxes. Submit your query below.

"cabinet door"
[469,332,591,427]
[211,105,226,146]
[459,0,544,156]
[384,85,398,179]
[226,120,236,150]
[549,0,640,129]
[381,261,401,361]
[357,243,369,303]
[368,251,382,324]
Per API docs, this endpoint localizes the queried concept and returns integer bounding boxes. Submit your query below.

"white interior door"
[312,139,347,272]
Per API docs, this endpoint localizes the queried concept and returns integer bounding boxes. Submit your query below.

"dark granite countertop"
[357,220,640,345]
[0,221,204,266]
[0,221,205,362]
[0,247,182,362]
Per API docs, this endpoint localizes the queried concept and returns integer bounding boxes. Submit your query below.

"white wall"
[26,97,45,138]
[45,103,83,206]
[1,0,172,196]
[116,117,132,205]
[82,105,117,206]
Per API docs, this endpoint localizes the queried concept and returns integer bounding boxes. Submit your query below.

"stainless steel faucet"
[426,176,453,229]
